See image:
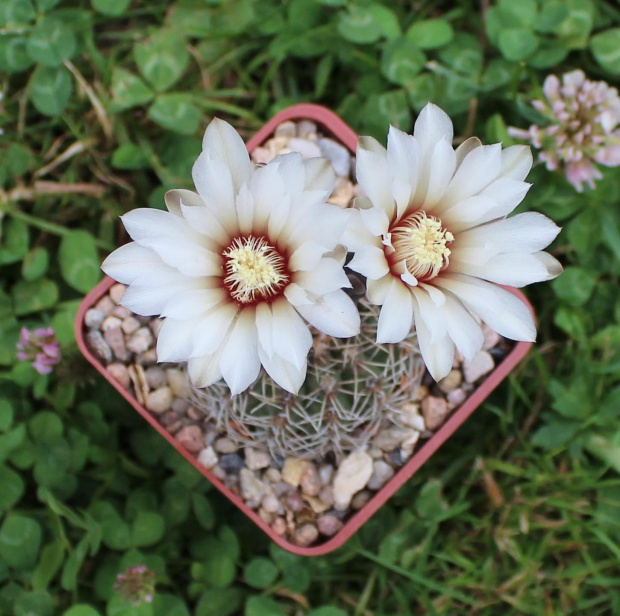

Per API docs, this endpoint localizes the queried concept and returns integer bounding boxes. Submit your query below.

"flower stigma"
[223,235,289,304]
[389,210,454,281]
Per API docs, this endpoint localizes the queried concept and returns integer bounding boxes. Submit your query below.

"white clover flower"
[509,69,620,192]
[102,119,360,395]
[347,103,562,381]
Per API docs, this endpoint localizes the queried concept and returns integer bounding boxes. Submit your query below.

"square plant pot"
[75,104,533,556]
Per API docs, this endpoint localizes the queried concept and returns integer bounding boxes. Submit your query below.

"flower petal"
[440,290,484,361]
[180,202,230,246]
[121,208,221,277]
[423,138,456,209]
[192,151,238,231]
[411,292,454,381]
[288,240,328,272]
[191,303,239,357]
[387,126,419,216]
[440,143,502,209]
[356,136,395,218]
[235,183,254,235]
[156,317,199,362]
[367,275,394,304]
[498,145,533,181]
[201,117,252,193]
[290,289,360,337]
[294,257,352,295]
[219,307,261,395]
[164,188,203,217]
[255,302,275,359]
[271,298,313,370]
[101,242,163,285]
[452,212,561,264]
[303,157,336,196]
[435,273,536,341]
[257,345,306,394]
[347,244,390,280]
[188,350,223,388]
[376,279,414,343]
[160,288,227,320]
[451,251,563,286]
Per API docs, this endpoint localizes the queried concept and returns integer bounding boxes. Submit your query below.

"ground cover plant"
[1,0,620,614]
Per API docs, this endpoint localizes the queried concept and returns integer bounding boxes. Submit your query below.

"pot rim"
[76,103,533,556]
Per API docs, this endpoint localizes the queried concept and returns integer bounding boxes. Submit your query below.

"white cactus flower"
[102,118,360,395]
[348,103,562,381]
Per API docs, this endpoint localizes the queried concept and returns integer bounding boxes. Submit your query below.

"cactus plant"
[190,297,425,458]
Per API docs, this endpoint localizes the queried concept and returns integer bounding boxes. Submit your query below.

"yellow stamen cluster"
[390,211,454,281]
[223,236,289,304]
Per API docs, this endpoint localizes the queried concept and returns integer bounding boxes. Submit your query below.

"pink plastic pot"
[76,104,534,556]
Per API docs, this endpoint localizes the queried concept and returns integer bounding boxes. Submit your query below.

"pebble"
[176,425,203,453]
[197,446,218,469]
[245,447,271,471]
[482,324,501,350]
[399,403,426,431]
[447,388,467,409]
[138,349,157,366]
[95,295,114,315]
[258,508,275,525]
[305,495,331,514]
[171,398,190,413]
[239,469,271,503]
[121,316,141,335]
[150,319,163,336]
[318,486,335,508]
[319,138,351,177]
[297,120,317,139]
[84,308,105,329]
[167,368,191,399]
[212,465,227,481]
[261,493,282,514]
[317,514,344,536]
[367,460,395,491]
[145,366,167,389]
[328,177,354,207]
[284,490,305,513]
[219,453,245,473]
[87,330,112,363]
[271,517,287,536]
[318,464,334,486]
[126,327,153,354]
[274,121,296,138]
[369,446,384,459]
[294,523,319,547]
[109,283,126,304]
[112,306,131,319]
[145,387,173,414]
[101,315,122,331]
[263,468,281,483]
[300,463,322,496]
[421,396,449,431]
[463,351,495,383]
[282,458,311,488]
[214,437,238,454]
[351,490,372,510]
[103,327,130,361]
[287,138,322,159]
[438,369,462,394]
[401,431,420,458]
[373,426,417,452]
[333,450,373,510]
[106,363,130,389]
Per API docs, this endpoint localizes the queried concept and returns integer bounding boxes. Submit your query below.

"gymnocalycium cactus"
[190,298,424,458]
